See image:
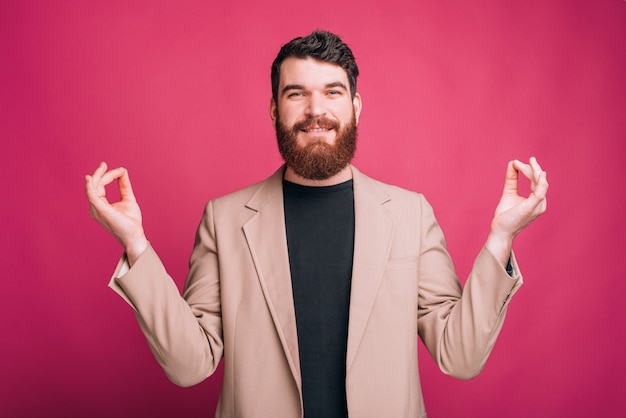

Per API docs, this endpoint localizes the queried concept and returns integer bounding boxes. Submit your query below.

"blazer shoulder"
[207,166,285,214]
[353,167,427,205]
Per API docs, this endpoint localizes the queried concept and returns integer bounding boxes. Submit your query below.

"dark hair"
[271,30,359,102]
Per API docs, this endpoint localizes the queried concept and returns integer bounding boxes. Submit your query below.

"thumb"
[118,168,137,201]
[502,160,519,195]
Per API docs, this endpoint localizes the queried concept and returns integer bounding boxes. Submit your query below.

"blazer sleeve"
[108,200,223,387]
[416,195,523,379]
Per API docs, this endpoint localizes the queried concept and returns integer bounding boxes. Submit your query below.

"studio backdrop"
[1,0,625,417]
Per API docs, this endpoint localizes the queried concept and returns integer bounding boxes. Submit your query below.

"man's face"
[270,57,362,180]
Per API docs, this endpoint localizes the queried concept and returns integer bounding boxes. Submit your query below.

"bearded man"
[86,30,548,418]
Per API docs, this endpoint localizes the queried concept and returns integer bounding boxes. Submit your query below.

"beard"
[275,113,358,181]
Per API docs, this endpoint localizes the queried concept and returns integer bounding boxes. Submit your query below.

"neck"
[284,165,353,187]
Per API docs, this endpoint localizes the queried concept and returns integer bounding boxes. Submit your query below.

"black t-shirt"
[283,179,355,418]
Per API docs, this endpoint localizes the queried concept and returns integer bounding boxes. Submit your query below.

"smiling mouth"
[301,127,333,133]
[295,116,339,133]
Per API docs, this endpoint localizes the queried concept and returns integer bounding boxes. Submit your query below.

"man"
[86,30,548,418]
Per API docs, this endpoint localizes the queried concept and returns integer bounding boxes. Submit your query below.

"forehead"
[279,57,349,88]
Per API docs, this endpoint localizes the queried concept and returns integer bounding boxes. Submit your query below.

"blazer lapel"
[242,166,302,390]
[346,166,394,371]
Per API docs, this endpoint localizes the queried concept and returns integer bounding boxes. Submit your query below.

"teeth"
[304,128,329,132]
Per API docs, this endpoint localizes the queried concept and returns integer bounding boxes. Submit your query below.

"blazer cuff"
[482,245,522,281]
[477,246,523,309]
[109,253,133,308]
[108,242,159,311]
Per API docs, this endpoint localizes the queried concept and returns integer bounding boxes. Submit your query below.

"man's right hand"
[85,162,148,265]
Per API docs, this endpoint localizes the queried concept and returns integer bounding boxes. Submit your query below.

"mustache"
[293,116,340,132]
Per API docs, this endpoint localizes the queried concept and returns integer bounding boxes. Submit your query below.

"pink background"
[2,0,625,416]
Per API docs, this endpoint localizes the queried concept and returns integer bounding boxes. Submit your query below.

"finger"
[85,174,100,201]
[513,159,544,194]
[512,159,533,181]
[502,160,519,194]
[118,168,137,201]
[529,157,543,184]
[86,165,123,205]
[85,174,110,213]
[90,162,108,185]
[533,170,549,201]
[85,175,94,200]
[521,171,548,218]
[529,156,544,171]
[86,174,108,203]
[95,167,126,195]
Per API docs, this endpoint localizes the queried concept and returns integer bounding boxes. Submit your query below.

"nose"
[305,92,326,117]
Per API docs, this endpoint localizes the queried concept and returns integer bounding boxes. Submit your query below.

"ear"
[352,92,362,124]
[269,98,277,129]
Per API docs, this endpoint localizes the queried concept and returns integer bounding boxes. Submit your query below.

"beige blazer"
[110,165,522,418]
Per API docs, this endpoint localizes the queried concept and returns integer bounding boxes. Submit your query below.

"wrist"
[124,236,148,266]
[485,230,513,268]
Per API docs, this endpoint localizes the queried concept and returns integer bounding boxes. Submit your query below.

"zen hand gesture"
[486,157,549,266]
[85,162,148,264]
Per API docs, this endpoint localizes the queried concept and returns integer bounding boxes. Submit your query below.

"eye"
[287,91,304,98]
[327,90,341,96]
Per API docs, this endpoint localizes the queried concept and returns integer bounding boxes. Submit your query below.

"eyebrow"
[325,81,348,91]
[281,81,348,96]
[281,84,305,95]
